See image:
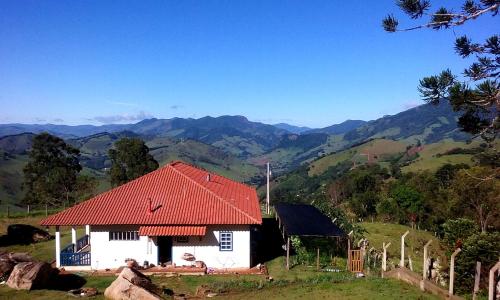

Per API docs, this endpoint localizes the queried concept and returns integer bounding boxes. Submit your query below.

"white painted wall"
[90,225,158,270]
[89,224,251,270]
[171,225,250,269]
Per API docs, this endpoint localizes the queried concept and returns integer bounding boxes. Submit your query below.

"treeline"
[271,145,499,293]
[21,132,158,207]
[272,148,499,233]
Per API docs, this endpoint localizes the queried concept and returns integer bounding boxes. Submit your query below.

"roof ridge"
[171,161,253,192]
[168,164,260,224]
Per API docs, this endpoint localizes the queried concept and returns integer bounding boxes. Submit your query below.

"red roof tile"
[40,161,262,226]
[139,226,206,236]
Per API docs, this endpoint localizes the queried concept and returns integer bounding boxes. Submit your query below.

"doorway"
[157,236,172,265]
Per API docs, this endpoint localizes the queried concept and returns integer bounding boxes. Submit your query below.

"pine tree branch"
[395,3,499,32]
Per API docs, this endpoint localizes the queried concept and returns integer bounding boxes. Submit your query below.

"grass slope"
[362,222,447,274]
[400,139,486,173]
[0,217,440,299]
[309,139,407,176]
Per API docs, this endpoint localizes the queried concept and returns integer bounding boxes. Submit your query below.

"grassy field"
[0,259,440,300]
[401,139,476,173]
[362,222,447,274]
[0,216,444,299]
[308,139,408,176]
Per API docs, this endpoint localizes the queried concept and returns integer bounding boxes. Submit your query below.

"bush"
[455,232,500,294]
[376,197,400,222]
[442,218,478,251]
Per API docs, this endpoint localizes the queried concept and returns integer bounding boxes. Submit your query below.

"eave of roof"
[139,225,207,236]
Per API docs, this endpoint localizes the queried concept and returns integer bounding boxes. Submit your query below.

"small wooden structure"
[274,203,345,270]
[349,249,363,272]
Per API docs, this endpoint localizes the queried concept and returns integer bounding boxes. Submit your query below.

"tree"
[376,197,401,222]
[109,138,159,186]
[73,174,98,202]
[390,184,424,228]
[434,163,469,187]
[450,166,500,232]
[23,133,82,206]
[442,218,479,250]
[455,232,500,294]
[383,0,499,141]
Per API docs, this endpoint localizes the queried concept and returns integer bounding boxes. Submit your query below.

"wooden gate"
[349,250,363,272]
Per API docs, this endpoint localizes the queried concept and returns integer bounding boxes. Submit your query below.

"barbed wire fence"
[0,203,63,219]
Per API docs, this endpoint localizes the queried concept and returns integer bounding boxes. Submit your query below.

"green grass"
[309,139,407,176]
[0,215,85,262]
[213,277,439,299]
[0,274,439,300]
[362,222,447,274]
[0,216,442,299]
[401,139,476,173]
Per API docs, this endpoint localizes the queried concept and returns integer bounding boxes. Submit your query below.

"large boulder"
[0,252,34,281]
[104,267,162,300]
[6,224,53,245]
[6,261,54,290]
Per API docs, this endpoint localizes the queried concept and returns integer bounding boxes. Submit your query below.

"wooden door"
[349,250,363,272]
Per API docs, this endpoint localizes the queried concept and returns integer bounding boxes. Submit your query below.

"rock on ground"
[6,224,53,244]
[104,267,162,300]
[0,252,35,281]
[6,261,53,290]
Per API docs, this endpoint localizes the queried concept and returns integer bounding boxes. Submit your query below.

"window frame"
[109,231,140,241]
[219,231,233,251]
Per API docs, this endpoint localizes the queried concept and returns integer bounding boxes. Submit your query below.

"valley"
[0,101,476,211]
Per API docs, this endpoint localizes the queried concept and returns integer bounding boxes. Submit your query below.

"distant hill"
[0,133,35,155]
[0,131,263,208]
[0,116,288,158]
[0,123,129,139]
[0,101,472,194]
[306,120,366,135]
[272,123,313,134]
[342,102,469,144]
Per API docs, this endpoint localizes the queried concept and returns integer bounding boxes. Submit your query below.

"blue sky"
[0,1,498,128]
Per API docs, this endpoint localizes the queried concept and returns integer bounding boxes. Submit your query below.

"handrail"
[60,252,91,266]
[61,243,74,253]
[76,235,89,252]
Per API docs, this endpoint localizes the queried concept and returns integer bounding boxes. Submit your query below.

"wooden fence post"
[286,236,290,270]
[316,248,320,270]
[346,230,353,271]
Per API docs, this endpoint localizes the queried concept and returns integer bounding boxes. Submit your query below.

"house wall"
[171,225,250,269]
[89,224,251,270]
[90,225,158,270]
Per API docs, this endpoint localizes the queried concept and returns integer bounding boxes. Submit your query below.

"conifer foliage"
[383,0,499,140]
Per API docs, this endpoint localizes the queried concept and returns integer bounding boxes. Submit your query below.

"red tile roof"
[139,226,206,236]
[40,161,262,226]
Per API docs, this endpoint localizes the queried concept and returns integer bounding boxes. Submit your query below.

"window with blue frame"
[219,231,233,251]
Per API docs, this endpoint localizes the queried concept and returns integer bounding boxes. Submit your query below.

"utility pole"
[266,162,270,215]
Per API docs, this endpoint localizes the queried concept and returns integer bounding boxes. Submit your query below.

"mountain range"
[0,101,470,208]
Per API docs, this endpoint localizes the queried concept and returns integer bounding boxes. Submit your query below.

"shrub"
[442,218,478,251]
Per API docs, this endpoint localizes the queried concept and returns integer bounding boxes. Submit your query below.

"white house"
[40,161,262,271]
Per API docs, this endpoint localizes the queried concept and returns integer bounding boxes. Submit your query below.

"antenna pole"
[266,162,270,215]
